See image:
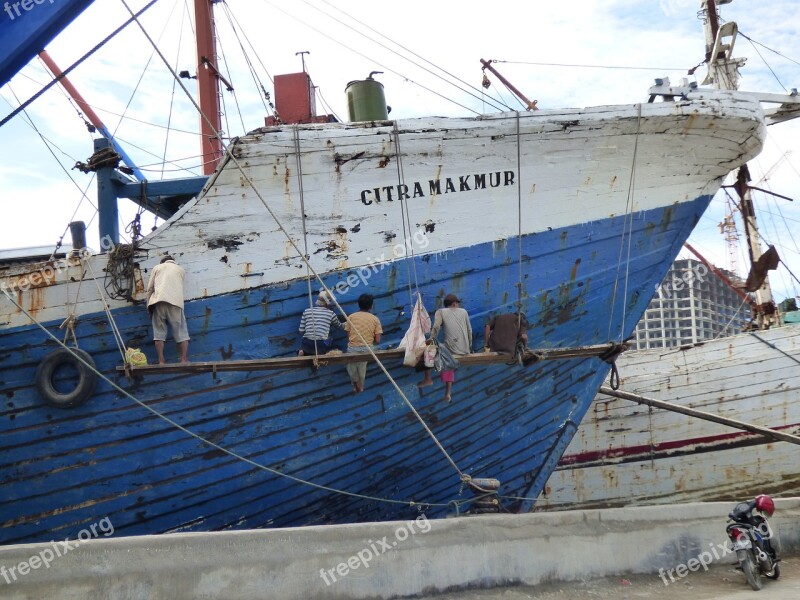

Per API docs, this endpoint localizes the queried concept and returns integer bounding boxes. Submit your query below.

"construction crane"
[718,199,740,276]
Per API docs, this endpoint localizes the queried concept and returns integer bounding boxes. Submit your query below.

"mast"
[194,0,224,175]
[701,0,778,328]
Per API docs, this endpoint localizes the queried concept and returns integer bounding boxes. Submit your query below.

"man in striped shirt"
[298,290,344,356]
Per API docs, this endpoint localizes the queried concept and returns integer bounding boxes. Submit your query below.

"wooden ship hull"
[0,92,766,544]
[538,324,800,510]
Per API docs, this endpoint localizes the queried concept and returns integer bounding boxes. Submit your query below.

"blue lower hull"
[0,196,709,544]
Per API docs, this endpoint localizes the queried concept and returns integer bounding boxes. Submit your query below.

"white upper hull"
[1,90,764,329]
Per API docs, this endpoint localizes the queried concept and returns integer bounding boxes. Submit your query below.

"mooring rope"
[124,0,470,482]
[1,286,458,510]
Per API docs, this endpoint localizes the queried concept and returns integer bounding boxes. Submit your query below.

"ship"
[538,1,800,512]
[537,319,800,511]
[0,0,788,545]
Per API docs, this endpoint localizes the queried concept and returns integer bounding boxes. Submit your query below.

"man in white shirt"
[420,293,472,402]
[146,256,189,364]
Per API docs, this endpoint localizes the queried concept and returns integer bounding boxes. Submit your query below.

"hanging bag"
[399,293,431,367]
[423,343,438,368]
[433,341,459,372]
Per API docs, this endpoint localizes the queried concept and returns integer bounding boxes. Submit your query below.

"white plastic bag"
[423,344,437,368]
[399,293,431,367]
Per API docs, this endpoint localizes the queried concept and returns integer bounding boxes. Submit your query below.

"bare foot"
[443,394,451,402]
[418,379,433,388]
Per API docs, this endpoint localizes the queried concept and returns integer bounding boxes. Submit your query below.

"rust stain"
[659,205,675,232]
[570,258,581,282]
[536,258,587,327]
[681,112,698,134]
[260,295,269,319]
[133,266,145,295]
[429,165,443,208]
[28,287,45,313]
[5,264,58,292]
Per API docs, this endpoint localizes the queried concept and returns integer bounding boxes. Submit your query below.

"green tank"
[346,73,389,122]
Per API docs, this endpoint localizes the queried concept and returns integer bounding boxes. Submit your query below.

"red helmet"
[755,494,775,517]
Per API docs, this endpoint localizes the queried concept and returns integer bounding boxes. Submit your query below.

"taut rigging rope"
[121,0,467,482]
[392,123,419,308]
[607,103,642,342]
[0,286,454,511]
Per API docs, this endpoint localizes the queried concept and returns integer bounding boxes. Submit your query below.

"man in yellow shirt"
[345,294,382,393]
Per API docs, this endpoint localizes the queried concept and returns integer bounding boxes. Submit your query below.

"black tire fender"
[35,348,98,409]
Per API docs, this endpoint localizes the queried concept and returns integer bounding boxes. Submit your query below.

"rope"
[392,123,418,307]
[120,1,466,481]
[598,341,626,391]
[160,3,186,181]
[59,315,78,346]
[0,0,160,129]
[292,127,318,362]
[607,103,642,341]
[229,146,467,478]
[0,285,452,510]
[750,331,800,367]
[60,257,86,346]
[713,295,750,340]
[84,259,127,366]
[219,3,273,116]
[515,112,525,333]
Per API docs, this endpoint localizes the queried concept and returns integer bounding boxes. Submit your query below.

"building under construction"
[631,257,749,350]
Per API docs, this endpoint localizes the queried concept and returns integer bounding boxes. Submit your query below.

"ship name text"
[359,170,516,206]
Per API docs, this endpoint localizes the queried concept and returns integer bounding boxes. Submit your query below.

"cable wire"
[0,286,449,510]
[120,0,467,481]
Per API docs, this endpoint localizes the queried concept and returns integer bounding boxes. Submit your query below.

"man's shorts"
[151,302,190,342]
[301,337,331,356]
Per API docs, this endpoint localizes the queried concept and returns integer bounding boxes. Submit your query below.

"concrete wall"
[1,499,798,599]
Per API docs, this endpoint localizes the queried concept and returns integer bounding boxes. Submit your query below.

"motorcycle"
[725,494,781,591]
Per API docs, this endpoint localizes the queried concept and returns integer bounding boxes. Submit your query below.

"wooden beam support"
[117,342,626,376]
[599,385,800,446]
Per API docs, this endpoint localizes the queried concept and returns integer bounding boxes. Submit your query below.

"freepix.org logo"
[1,517,115,584]
[3,0,58,23]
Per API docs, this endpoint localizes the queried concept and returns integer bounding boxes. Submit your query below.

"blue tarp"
[0,0,95,89]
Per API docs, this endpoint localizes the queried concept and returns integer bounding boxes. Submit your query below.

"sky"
[1,0,799,301]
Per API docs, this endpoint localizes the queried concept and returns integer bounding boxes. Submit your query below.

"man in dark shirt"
[484,312,528,355]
